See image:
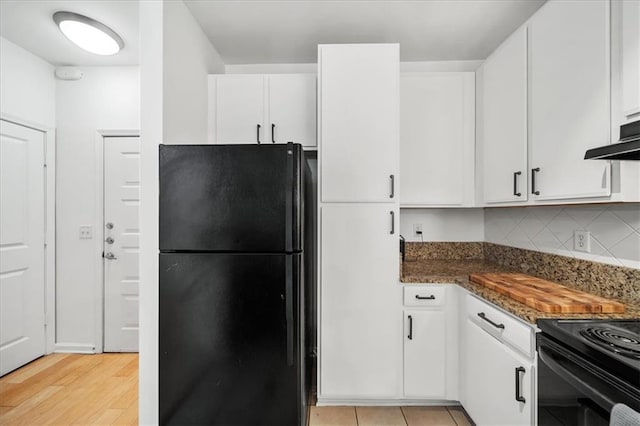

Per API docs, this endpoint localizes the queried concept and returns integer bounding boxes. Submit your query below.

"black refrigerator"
[159,143,315,425]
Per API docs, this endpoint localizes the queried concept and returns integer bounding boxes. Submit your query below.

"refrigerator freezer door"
[159,144,303,252]
[159,253,304,425]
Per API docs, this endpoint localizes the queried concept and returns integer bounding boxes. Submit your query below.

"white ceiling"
[0,0,546,67]
[185,0,547,64]
[0,1,139,66]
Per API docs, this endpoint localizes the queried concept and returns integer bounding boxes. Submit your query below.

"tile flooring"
[309,405,473,426]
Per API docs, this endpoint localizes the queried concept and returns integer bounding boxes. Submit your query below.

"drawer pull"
[415,294,435,300]
[515,366,526,403]
[477,312,505,329]
[408,315,413,340]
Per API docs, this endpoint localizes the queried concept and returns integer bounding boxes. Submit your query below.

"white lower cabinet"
[403,309,446,398]
[462,294,535,426]
[401,285,459,401]
[319,204,400,399]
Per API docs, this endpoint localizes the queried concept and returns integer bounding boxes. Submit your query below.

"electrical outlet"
[574,230,591,253]
[413,223,423,236]
[79,225,93,240]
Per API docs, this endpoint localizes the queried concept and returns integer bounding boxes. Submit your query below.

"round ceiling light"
[53,11,124,56]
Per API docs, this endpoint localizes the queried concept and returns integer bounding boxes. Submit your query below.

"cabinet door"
[214,75,265,144]
[622,0,640,118]
[320,204,400,398]
[403,310,446,398]
[400,73,475,206]
[483,27,528,204]
[464,320,533,426]
[319,44,399,203]
[268,74,316,147]
[529,0,611,200]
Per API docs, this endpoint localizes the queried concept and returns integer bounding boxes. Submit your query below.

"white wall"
[485,204,640,269]
[163,0,225,143]
[400,208,485,242]
[139,1,225,423]
[0,37,55,127]
[55,67,140,351]
[225,60,483,74]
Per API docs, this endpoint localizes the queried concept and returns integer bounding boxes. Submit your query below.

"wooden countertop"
[400,259,640,324]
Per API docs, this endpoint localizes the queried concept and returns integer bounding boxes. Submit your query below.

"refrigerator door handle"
[285,256,294,366]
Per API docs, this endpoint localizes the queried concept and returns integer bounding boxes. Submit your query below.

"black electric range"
[537,319,640,425]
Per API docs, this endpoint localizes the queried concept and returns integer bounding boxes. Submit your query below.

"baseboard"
[54,343,97,354]
[316,398,460,406]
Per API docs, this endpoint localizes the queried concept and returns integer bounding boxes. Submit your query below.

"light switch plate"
[79,225,93,239]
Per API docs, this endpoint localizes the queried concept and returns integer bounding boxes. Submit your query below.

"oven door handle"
[538,345,618,412]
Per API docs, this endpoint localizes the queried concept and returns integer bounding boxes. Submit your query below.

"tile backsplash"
[484,204,640,269]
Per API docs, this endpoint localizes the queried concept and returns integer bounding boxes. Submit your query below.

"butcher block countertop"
[401,259,640,324]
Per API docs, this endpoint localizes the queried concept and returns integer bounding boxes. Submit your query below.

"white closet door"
[0,119,45,376]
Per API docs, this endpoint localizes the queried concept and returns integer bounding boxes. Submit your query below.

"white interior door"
[0,119,46,376]
[103,136,140,352]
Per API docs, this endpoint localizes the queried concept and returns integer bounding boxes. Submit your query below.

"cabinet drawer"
[403,286,446,307]
[466,294,534,358]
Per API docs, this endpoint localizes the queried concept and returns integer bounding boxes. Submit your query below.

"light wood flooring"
[0,353,138,425]
[309,406,473,426]
[1,353,472,426]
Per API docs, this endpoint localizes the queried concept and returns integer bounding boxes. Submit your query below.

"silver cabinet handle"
[389,174,395,198]
[105,222,114,229]
[104,252,117,260]
[390,211,395,235]
[105,237,114,244]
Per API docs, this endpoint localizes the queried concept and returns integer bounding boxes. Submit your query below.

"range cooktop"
[538,319,640,384]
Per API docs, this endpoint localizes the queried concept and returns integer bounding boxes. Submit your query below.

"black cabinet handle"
[477,312,505,329]
[390,211,395,235]
[271,123,276,143]
[515,366,526,403]
[408,315,413,340]
[513,171,522,197]
[390,175,395,198]
[531,168,540,195]
[256,124,261,144]
[415,295,435,300]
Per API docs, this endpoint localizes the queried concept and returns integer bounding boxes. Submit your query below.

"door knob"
[104,252,117,260]
[105,237,114,244]
[105,222,114,229]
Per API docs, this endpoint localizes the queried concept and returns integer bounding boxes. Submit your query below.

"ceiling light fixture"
[53,11,124,56]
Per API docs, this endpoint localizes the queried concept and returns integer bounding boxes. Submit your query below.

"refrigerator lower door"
[159,253,305,426]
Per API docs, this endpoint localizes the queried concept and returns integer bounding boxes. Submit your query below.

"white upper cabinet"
[529,0,611,200]
[482,27,528,204]
[622,0,640,119]
[208,74,317,147]
[400,73,475,207]
[211,75,266,144]
[319,44,399,203]
[268,74,316,146]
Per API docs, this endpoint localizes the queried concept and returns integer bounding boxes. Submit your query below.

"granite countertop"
[401,259,640,324]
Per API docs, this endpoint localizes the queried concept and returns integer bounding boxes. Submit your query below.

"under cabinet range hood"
[584,120,640,160]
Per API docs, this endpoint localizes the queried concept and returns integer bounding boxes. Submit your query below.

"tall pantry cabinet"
[317,44,401,401]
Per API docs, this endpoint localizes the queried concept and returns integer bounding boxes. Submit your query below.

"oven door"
[537,334,640,426]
